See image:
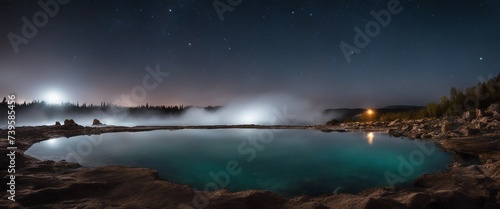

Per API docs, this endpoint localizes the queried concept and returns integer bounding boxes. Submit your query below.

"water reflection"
[25,129,452,196]
[45,138,61,147]
[367,132,374,145]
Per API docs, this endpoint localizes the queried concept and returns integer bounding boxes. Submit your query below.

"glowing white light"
[367,132,374,145]
[44,91,64,104]
[45,138,60,147]
[240,111,259,124]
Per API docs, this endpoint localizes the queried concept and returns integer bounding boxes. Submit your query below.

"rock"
[388,129,403,137]
[63,119,78,127]
[471,116,490,130]
[459,126,480,136]
[4,122,500,209]
[55,121,61,126]
[320,128,346,133]
[415,119,425,124]
[388,119,401,127]
[471,119,486,129]
[414,133,423,139]
[402,125,412,131]
[419,124,430,129]
[485,103,500,116]
[326,119,340,126]
[475,109,484,118]
[320,129,333,133]
[478,116,489,124]
[92,119,104,126]
[421,133,433,139]
[443,116,460,122]
[462,111,475,122]
[388,129,397,134]
[441,120,453,133]
[486,120,500,129]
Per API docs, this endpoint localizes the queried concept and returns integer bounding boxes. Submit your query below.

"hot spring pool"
[25,129,452,196]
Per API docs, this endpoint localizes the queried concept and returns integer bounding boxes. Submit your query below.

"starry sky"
[0,0,499,108]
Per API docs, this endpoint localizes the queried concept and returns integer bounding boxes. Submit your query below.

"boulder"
[461,111,475,122]
[440,120,455,133]
[421,133,433,139]
[326,119,340,126]
[401,125,412,131]
[388,119,401,127]
[475,109,484,118]
[486,120,500,129]
[419,124,430,129]
[459,126,480,136]
[55,121,61,126]
[411,125,421,132]
[92,119,104,126]
[485,103,500,116]
[471,119,486,129]
[388,129,402,137]
[63,119,78,127]
[478,116,489,124]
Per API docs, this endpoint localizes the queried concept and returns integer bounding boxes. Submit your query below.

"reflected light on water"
[367,132,374,145]
[25,130,453,196]
[45,138,60,147]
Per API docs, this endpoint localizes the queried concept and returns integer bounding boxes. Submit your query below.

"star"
[480,57,483,60]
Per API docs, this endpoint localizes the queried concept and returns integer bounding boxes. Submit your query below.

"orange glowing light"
[366,109,374,115]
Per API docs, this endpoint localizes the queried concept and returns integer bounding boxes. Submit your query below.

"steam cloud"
[13,94,332,127]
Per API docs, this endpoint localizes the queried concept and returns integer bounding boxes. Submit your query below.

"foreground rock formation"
[0,113,498,208]
[325,104,500,140]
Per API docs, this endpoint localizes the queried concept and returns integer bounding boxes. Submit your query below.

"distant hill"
[323,105,424,121]
[379,105,423,110]
[323,108,365,120]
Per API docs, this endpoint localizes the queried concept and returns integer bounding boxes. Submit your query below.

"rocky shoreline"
[1,110,499,208]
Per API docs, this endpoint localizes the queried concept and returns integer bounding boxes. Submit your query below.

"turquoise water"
[26,129,452,196]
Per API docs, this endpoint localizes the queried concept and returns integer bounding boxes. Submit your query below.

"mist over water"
[13,94,335,127]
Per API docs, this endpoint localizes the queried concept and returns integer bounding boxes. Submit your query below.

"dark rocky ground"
[0,106,499,208]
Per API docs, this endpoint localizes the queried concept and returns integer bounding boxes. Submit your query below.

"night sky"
[1,0,499,108]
